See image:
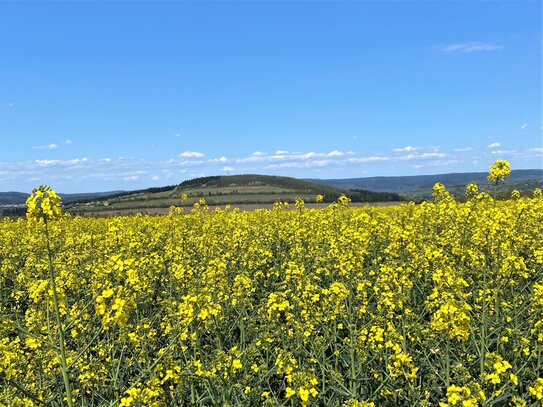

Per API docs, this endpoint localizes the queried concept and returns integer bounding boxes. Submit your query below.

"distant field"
[71,201,403,217]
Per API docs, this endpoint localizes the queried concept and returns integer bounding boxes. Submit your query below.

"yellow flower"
[510,373,518,385]
[231,359,242,371]
[26,185,63,223]
[529,378,543,400]
[285,387,296,398]
[487,159,511,183]
[299,387,309,402]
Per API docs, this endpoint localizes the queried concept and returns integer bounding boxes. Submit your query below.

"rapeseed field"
[1,162,542,406]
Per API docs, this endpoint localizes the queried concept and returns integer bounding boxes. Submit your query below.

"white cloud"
[275,150,288,155]
[347,156,390,163]
[398,152,447,161]
[33,143,59,150]
[487,142,501,148]
[520,123,528,130]
[453,147,474,152]
[266,159,335,170]
[327,150,353,157]
[252,151,265,157]
[222,166,234,172]
[35,159,61,166]
[174,133,182,138]
[491,149,516,155]
[33,140,72,150]
[8,102,13,107]
[209,156,229,163]
[440,42,502,53]
[124,175,140,181]
[180,151,204,158]
[394,146,418,153]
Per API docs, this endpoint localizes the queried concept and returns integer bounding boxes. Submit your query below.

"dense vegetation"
[2,170,543,405]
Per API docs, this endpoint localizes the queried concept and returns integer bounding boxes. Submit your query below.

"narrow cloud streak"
[33,143,59,150]
[440,42,502,53]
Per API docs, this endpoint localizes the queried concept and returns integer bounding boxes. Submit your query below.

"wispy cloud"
[487,142,501,148]
[520,123,528,130]
[34,143,59,150]
[173,133,182,138]
[398,152,447,161]
[453,147,474,152]
[440,42,502,53]
[180,151,204,158]
[33,140,72,150]
[393,146,418,153]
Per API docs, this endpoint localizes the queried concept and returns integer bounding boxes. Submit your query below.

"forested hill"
[307,169,543,192]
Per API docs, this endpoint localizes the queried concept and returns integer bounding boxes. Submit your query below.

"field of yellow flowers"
[1,176,543,405]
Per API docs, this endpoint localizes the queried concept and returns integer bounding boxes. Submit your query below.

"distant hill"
[0,192,29,206]
[66,174,402,214]
[307,169,542,192]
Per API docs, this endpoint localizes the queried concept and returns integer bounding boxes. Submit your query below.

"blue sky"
[0,1,541,193]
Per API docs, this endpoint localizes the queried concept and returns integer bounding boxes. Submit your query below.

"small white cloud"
[394,146,418,153]
[441,42,502,53]
[275,150,288,155]
[150,175,160,181]
[453,147,474,152]
[327,150,353,157]
[487,142,501,148]
[35,159,60,166]
[209,156,229,163]
[33,143,59,150]
[174,133,182,138]
[8,102,14,107]
[398,152,447,161]
[352,135,358,140]
[33,140,72,150]
[252,151,265,156]
[124,175,140,181]
[347,156,390,163]
[180,151,204,158]
[222,166,234,172]
[520,123,528,130]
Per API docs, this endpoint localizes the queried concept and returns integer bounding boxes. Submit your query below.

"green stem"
[45,221,74,407]
[480,267,487,379]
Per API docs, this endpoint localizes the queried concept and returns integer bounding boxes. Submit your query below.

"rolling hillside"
[308,169,543,200]
[66,174,401,214]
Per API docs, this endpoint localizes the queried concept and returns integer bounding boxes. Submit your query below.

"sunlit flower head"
[487,159,511,184]
[26,185,63,223]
